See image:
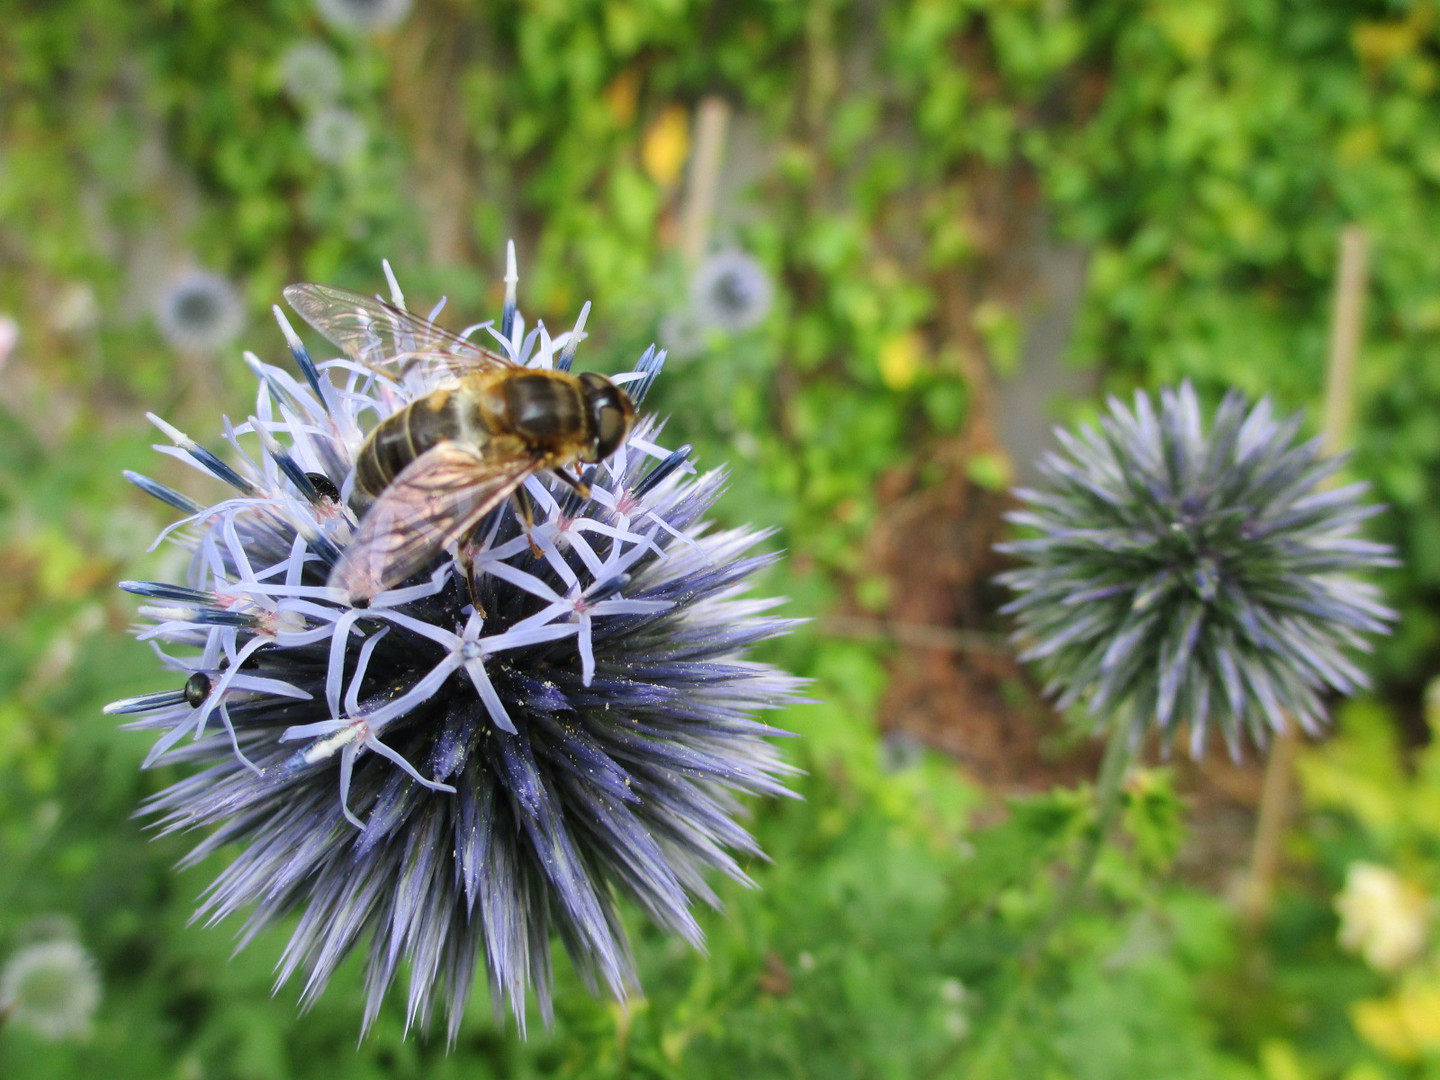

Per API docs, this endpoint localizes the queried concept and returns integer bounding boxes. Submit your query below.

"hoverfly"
[283,284,636,601]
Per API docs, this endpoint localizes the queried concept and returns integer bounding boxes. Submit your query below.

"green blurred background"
[4,1,1440,1076]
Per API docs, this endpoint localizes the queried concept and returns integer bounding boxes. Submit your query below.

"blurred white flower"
[0,939,101,1040]
[303,106,368,165]
[939,978,970,1039]
[280,41,344,107]
[51,282,99,334]
[315,0,412,33]
[0,314,17,369]
[690,250,772,332]
[154,270,245,353]
[1337,862,1431,972]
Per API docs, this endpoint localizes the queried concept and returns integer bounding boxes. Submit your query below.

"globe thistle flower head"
[108,254,802,1039]
[280,41,344,107]
[154,270,245,353]
[690,250,773,333]
[0,938,102,1041]
[315,0,412,34]
[303,106,367,165]
[997,382,1397,759]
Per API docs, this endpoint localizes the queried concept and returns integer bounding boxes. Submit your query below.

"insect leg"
[510,486,543,558]
[553,467,592,501]
[459,545,488,618]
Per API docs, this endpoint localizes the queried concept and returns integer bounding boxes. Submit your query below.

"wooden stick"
[1241,225,1368,925]
[678,97,730,268]
[1321,227,1369,456]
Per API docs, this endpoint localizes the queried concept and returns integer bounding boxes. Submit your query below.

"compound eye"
[594,402,628,459]
[580,373,635,461]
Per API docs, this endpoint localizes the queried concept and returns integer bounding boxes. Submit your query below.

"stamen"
[124,470,204,514]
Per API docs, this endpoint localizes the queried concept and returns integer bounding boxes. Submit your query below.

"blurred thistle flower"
[1337,862,1431,973]
[0,938,101,1040]
[315,0,412,34]
[657,305,708,360]
[690,250,773,333]
[107,254,802,1039]
[997,382,1397,758]
[303,106,368,165]
[879,728,925,774]
[280,41,344,107]
[155,270,245,354]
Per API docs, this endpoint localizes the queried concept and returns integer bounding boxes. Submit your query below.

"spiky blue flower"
[108,257,802,1039]
[997,382,1397,758]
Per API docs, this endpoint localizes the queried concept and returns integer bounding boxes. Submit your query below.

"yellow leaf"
[966,451,1013,492]
[1152,2,1225,62]
[1352,979,1440,1064]
[1342,1063,1394,1080]
[1353,997,1420,1062]
[1258,1038,1314,1080]
[878,331,924,390]
[1395,982,1440,1051]
[1337,124,1381,164]
[642,105,690,188]
[604,69,642,128]
[1353,8,1432,71]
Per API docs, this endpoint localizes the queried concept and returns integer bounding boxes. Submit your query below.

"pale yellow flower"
[1336,862,1431,972]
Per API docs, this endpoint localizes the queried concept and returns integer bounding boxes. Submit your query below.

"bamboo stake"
[1241,225,1368,925]
[1321,227,1370,458]
[678,96,730,269]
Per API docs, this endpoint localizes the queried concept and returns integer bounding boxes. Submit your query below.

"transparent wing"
[283,283,515,380]
[329,442,537,601]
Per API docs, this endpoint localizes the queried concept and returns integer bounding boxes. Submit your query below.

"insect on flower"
[283,280,636,602]
[107,248,803,1037]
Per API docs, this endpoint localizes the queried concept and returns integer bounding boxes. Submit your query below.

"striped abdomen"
[354,387,491,497]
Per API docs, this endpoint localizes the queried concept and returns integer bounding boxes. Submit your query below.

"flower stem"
[1024,717,1134,964]
[932,720,1134,1079]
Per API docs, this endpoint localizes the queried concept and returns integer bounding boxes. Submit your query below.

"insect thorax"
[499,371,587,446]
